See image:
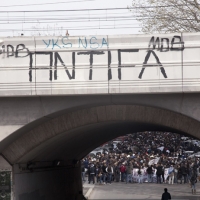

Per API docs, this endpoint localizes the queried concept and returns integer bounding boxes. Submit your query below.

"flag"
[148,157,160,165]
[157,146,164,151]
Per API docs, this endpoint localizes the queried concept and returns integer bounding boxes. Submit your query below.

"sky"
[0,0,141,37]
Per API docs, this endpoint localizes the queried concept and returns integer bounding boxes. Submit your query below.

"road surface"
[89,182,200,199]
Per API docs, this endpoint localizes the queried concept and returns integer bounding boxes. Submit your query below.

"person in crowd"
[106,164,113,184]
[156,163,162,184]
[126,162,133,184]
[95,165,100,183]
[177,165,182,184]
[190,168,197,194]
[114,163,120,182]
[188,164,193,185]
[147,165,153,183]
[102,163,107,184]
[168,165,174,184]
[198,165,200,181]
[81,162,86,182]
[120,163,126,182]
[89,164,96,184]
[83,159,89,169]
[83,131,200,190]
[138,167,143,184]
[87,163,91,183]
[174,165,178,184]
[181,164,187,184]
[97,166,103,185]
[161,164,165,183]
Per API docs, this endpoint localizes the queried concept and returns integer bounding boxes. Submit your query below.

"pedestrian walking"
[190,169,197,194]
[161,188,171,200]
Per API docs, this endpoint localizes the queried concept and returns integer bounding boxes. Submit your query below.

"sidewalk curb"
[84,185,94,199]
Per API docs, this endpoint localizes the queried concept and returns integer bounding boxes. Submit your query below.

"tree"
[130,0,200,33]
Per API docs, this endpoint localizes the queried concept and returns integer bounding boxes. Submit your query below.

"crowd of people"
[81,132,200,194]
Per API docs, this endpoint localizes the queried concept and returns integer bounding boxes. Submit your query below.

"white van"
[90,147,104,155]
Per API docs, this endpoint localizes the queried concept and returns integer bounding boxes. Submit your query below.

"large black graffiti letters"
[0,45,5,55]
[72,52,75,79]
[54,52,75,80]
[148,35,184,52]
[108,51,112,80]
[15,44,29,57]
[29,53,33,82]
[7,45,14,57]
[77,51,105,80]
[171,36,184,51]
[7,44,30,58]
[1,35,185,82]
[34,52,53,81]
[161,38,169,52]
[118,49,139,80]
[138,50,167,79]
[54,53,57,80]
[148,37,160,50]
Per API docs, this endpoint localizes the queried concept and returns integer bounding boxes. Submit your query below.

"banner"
[131,168,169,183]
[148,157,160,165]
[132,168,148,182]
[164,168,169,180]
[157,147,164,151]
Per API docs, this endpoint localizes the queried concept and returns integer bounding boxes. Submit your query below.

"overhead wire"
[0,15,147,21]
[0,8,129,13]
[0,0,96,7]
[0,16,196,25]
[28,23,141,29]
[0,5,197,35]
[0,26,141,32]
[0,12,132,18]
[0,4,199,12]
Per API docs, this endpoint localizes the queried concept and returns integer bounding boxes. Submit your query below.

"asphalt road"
[89,182,200,199]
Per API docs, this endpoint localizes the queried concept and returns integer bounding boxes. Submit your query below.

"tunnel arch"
[2,104,200,164]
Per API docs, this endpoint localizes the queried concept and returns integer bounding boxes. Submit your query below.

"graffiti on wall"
[0,35,184,82]
[42,36,108,50]
[0,171,11,200]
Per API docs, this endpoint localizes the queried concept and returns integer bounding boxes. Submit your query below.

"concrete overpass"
[1,33,200,200]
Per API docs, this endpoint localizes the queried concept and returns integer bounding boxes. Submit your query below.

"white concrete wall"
[0,156,11,170]
[0,33,199,96]
[0,126,22,142]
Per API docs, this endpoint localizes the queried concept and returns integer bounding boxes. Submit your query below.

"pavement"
[88,182,200,199]
[83,182,95,199]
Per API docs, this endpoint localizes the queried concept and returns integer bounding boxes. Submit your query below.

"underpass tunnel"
[16,121,186,164]
[1,104,200,200]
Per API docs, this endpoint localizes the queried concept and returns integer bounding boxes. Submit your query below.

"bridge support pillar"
[13,162,83,200]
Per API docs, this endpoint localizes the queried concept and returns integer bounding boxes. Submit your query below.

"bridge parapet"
[0,33,199,96]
